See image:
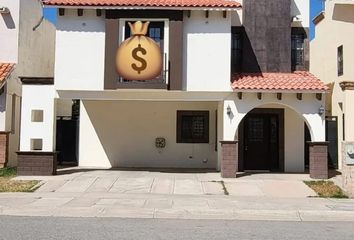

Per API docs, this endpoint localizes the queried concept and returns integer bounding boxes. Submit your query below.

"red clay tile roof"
[43,0,241,8]
[231,71,328,92]
[0,63,15,88]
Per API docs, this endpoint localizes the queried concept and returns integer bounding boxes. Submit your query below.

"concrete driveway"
[15,168,317,198]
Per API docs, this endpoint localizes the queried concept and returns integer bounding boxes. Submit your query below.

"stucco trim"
[20,77,54,85]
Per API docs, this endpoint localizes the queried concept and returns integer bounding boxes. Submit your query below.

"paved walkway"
[15,168,317,198]
[2,169,353,221]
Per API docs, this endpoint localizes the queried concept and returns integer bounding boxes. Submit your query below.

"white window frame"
[118,18,170,84]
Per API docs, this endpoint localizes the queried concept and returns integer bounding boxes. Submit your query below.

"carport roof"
[231,71,328,92]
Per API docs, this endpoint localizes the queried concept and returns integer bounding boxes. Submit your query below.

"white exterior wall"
[291,0,310,27]
[182,11,231,91]
[231,0,243,26]
[0,0,19,63]
[79,100,218,169]
[55,9,105,90]
[20,85,56,151]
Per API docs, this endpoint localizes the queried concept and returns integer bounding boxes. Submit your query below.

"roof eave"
[231,89,328,93]
[43,5,241,11]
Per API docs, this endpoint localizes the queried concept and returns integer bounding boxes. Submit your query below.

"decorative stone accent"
[308,142,329,179]
[220,141,238,178]
[339,81,354,91]
[342,142,354,197]
[0,132,9,168]
[17,152,57,176]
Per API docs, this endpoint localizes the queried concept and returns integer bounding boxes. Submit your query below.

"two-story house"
[311,0,354,195]
[16,0,329,179]
[0,0,55,168]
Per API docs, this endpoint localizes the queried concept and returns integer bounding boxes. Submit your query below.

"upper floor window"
[291,34,305,70]
[119,19,169,84]
[231,27,243,73]
[338,45,343,76]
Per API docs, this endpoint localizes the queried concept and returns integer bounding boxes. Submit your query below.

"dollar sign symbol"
[131,44,147,74]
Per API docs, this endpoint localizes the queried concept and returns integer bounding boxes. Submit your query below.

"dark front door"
[244,114,279,171]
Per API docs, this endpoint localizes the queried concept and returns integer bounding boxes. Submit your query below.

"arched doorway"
[237,108,284,172]
[234,103,314,173]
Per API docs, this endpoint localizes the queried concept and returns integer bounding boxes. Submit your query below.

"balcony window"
[231,27,243,73]
[291,34,305,70]
[118,19,169,86]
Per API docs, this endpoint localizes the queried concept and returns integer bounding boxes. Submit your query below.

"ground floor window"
[176,111,209,143]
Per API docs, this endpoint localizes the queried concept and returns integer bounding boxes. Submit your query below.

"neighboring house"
[311,0,354,194]
[17,0,328,178]
[0,63,15,168]
[0,0,55,168]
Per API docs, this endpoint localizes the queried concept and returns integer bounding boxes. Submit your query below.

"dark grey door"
[244,114,279,171]
[326,116,338,169]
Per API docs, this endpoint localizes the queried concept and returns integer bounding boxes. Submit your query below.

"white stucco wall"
[231,0,243,26]
[291,0,310,28]
[0,0,19,63]
[55,9,105,90]
[183,11,231,91]
[344,90,354,141]
[20,85,56,151]
[79,100,218,169]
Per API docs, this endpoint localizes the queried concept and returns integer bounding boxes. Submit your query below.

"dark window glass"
[177,111,209,143]
[291,34,305,70]
[231,28,243,73]
[338,45,343,76]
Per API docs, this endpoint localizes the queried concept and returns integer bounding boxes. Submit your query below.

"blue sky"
[43,0,323,40]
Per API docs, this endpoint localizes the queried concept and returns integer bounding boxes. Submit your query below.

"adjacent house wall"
[79,100,218,169]
[0,0,19,63]
[310,1,354,169]
[17,0,55,78]
[55,9,105,90]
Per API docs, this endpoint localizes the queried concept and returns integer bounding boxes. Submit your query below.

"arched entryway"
[237,107,285,172]
[234,103,317,173]
[219,92,328,177]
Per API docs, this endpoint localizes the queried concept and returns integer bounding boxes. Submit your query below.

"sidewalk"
[1,169,353,221]
[1,191,354,221]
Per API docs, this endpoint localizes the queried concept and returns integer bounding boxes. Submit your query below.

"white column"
[19,85,56,152]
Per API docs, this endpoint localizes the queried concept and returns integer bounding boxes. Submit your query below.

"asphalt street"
[0,216,353,240]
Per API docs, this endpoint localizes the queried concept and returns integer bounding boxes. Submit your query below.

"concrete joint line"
[297,210,303,221]
[107,176,120,192]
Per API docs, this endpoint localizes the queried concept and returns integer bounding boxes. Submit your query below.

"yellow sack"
[116,21,162,81]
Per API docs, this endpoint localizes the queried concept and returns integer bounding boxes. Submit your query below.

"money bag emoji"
[116,21,162,80]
